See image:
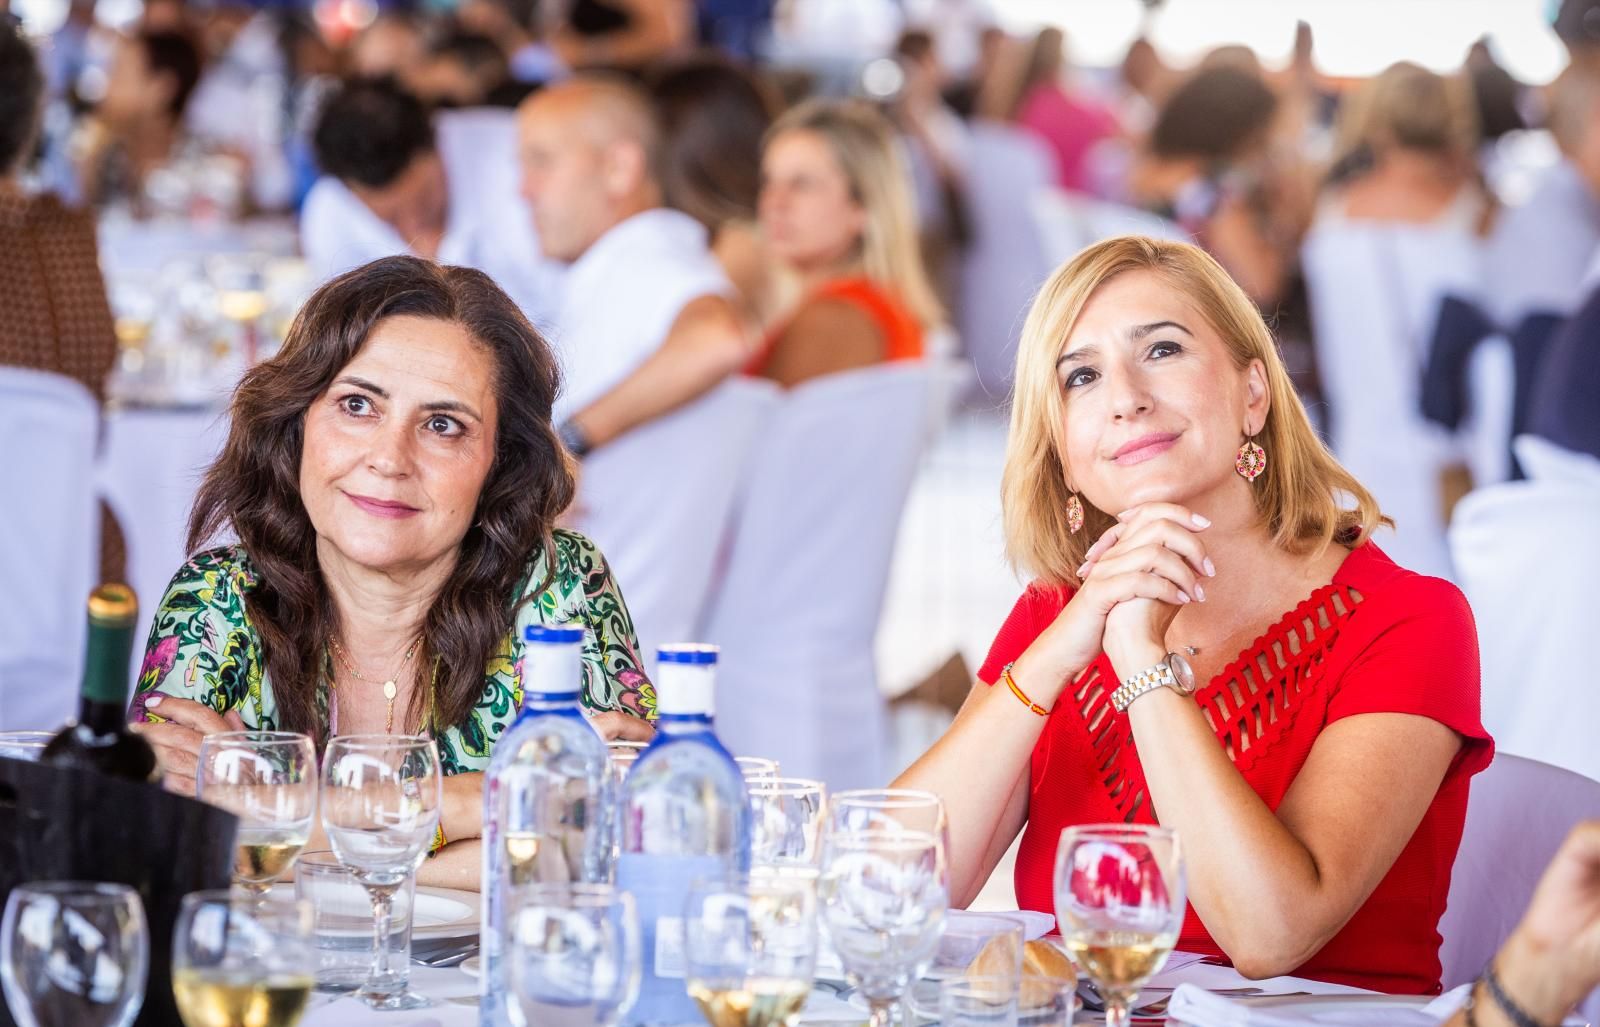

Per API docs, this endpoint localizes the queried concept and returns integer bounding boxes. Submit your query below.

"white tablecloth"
[298,953,1372,1026]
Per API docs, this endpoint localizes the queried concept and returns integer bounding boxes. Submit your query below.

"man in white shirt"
[516,76,748,455]
[299,79,562,327]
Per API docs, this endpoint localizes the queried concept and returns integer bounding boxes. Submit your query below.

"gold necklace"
[329,634,424,733]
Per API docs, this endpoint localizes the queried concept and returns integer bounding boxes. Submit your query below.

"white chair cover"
[1031,188,1186,267]
[1438,754,1600,1022]
[100,408,231,682]
[1301,223,1494,580]
[1513,433,1600,484]
[1449,477,1600,782]
[576,380,780,669]
[0,369,100,730]
[702,362,953,791]
[957,122,1056,400]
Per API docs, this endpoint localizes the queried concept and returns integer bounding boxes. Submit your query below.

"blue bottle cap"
[525,623,585,645]
[657,644,719,665]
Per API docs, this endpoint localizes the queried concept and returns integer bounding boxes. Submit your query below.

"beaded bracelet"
[1465,962,1550,1027]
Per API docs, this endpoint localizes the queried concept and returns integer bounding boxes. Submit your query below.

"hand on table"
[1492,820,1600,1024]
[129,694,244,797]
[588,711,655,743]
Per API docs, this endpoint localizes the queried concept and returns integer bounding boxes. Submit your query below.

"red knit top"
[977,543,1492,995]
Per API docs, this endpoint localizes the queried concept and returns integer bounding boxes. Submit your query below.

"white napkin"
[1164,982,1470,1027]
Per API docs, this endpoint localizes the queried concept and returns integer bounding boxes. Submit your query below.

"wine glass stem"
[1106,994,1133,1027]
[865,997,904,1027]
[363,879,402,988]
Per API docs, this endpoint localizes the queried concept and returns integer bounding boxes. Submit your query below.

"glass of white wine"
[1052,824,1185,1027]
[508,883,640,1027]
[172,891,315,1027]
[1,882,147,1027]
[320,735,442,1011]
[198,732,317,897]
[685,874,818,1027]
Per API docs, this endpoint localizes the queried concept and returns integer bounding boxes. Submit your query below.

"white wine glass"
[1052,824,1185,1027]
[733,757,779,783]
[818,829,947,1027]
[320,735,441,1011]
[686,874,818,1027]
[0,882,148,1027]
[508,883,641,1027]
[198,732,317,896]
[171,890,316,1027]
[748,778,827,868]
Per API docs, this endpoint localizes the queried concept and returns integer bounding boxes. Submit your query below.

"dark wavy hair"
[188,256,575,743]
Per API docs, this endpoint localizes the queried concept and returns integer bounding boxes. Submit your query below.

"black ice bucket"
[0,757,239,1027]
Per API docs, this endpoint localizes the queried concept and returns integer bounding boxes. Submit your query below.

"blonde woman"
[750,99,944,387]
[896,236,1492,994]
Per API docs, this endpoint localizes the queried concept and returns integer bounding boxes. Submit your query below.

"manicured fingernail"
[1116,510,1132,521]
[1177,591,1191,603]
[1204,557,1216,577]
[145,695,162,707]
[1191,513,1211,528]
[1194,583,1206,602]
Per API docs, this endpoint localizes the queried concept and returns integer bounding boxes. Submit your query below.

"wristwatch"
[1110,651,1198,713]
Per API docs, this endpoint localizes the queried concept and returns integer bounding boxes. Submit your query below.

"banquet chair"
[577,378,780,669]
[0,368,100,730]
[99,407,231,683]
[957,122,1056,401]
[1031,188,1187,267]
[701,361,956,791]
[1513,433,1600,484]
[1302,221,1495,580]
[1449,476,1600,782]
[1438,753,1600,1022]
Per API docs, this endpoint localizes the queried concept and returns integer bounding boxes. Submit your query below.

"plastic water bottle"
[480,623,611,1027]
[616,644,751,1026]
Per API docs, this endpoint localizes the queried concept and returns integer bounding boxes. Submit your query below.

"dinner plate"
[459,954,482,979]
[274,883,479,941]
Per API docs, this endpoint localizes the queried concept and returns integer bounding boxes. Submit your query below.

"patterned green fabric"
[131,530,655,775]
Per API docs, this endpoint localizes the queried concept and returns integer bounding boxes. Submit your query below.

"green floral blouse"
[131,530,656,775]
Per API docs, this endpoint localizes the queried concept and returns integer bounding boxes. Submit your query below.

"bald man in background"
[518,75,749,457]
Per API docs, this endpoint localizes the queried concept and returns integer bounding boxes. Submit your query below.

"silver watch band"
[1110,660,1177,713]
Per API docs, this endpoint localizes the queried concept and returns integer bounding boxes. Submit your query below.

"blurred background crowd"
[3,0,1599,792]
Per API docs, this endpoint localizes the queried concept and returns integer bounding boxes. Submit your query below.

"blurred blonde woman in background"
[750,99,944,387]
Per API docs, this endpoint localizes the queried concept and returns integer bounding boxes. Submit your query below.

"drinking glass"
[198,732,317,896]
[320,735,441,1010]
[817,829,946,1027]
[0,731,53,761]
[0,882,147,1027]
[1053,824,1185,1027]
[748,778,827,868]
[939,977,1019,1027]
[171,891,316,1027]
[685,874,818,1027]
[733,757,779,783]
[293,851,414,993]
[608,741,647,782]
[827,789,950,886]
[507,883,640,1027]
[1016,976,1078,1026]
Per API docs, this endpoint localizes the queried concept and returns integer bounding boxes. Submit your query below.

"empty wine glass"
[0,732,53,762]
[198,732,317,896]
[685,874,818,1027]
[1053,825,1185,1027]
[733,757,779,783]
[608,741,647,783]
[171,891,316,1027]
[320,735,441,1011]
[508,883,640,1027]
[0,882,147,1027]
[818,829,947,1027]
[827,790,950,886]
[748,778,827,868]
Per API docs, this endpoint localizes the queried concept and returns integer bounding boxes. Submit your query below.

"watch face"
[1167,652,1197,695]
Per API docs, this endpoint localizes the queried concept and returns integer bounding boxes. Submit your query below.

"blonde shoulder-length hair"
[1002,235,1387,588]
[766,98,944,332]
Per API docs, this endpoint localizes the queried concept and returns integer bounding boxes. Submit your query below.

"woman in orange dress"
[751,99,944,387]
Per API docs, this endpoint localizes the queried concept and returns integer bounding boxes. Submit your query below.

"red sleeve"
[977,583,1074,686]
[1326,574,1494,778]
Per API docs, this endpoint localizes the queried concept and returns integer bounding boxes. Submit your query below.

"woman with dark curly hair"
[129,255,654,884]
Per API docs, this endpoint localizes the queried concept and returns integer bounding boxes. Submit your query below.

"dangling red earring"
[1236,431,1267,482]
[1066,491,1085,532]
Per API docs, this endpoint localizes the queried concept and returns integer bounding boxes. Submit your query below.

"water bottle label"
[652,916,686,979]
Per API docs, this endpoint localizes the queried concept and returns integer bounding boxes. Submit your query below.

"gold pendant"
[383,680,397,701]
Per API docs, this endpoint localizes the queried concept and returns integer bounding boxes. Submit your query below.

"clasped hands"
[1017,502,1216,701]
